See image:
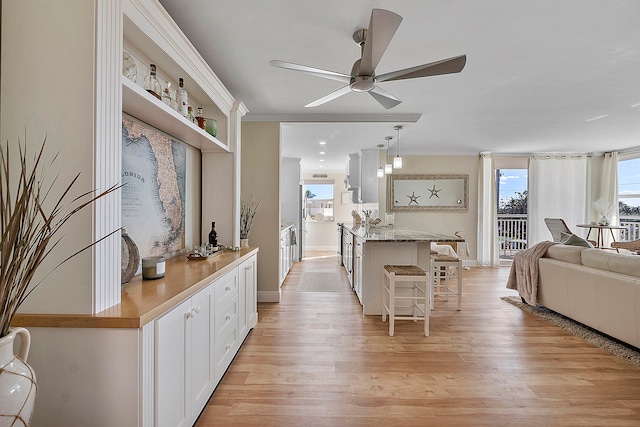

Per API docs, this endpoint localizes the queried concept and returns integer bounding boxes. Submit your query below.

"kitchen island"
[339,223,464,315]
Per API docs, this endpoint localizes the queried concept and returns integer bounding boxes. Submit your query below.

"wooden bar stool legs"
[429,255,463,310]
[382,265,430,336]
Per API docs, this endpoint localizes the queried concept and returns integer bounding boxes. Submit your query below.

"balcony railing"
[498,214,639,259]
[498,214,527,258]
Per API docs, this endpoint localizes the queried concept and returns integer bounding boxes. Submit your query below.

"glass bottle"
[196,107,206,130]
[176,77,189,117]
[208,222,218,249]
[161,80,174,108]
[143,64,162,100]
[187,106,196,123]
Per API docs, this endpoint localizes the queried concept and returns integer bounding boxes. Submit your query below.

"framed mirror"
[387,174,468,212]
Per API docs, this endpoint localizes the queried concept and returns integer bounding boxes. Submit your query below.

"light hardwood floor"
[195,251,640,426]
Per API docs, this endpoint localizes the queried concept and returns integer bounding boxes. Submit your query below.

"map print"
[122,115,186,257]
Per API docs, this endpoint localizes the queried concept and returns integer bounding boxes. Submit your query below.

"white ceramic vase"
[0,327,37,426]
[240,238,249,248]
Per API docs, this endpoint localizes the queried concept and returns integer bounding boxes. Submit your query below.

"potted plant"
[239,195,259,247]
[0,139,119,424]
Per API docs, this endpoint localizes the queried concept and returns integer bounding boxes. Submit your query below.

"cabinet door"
[155,298,191,427]
[190,286,215,413]
[239,255,258,334]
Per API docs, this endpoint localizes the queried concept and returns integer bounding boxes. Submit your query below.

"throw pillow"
[562,233,594,248]
[559,231,573,243]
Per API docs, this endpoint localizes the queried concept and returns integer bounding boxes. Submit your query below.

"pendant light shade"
[393,125,403,169]
[376,144,384,178]
[384,136,393,174]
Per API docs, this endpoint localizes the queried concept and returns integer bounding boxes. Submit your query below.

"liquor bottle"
[176,77,189,117]
[196,107,206,129]
[208,222,218,249]
[143,64,162,100]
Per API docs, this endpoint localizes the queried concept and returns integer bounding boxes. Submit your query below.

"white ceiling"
[159,0,640,172]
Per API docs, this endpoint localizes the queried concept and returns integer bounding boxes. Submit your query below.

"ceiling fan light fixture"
[350,76,375,92]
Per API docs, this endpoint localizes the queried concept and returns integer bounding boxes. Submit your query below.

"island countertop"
[339,222,464,243]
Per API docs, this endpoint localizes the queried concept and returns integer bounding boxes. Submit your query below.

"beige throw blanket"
[506,241,557,305]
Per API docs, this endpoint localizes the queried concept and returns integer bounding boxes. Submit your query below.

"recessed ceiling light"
[585,114,608,122]
[631,103,640,108]
[319,141,326,145]
[319,151,325,155]
[319,159,324,162]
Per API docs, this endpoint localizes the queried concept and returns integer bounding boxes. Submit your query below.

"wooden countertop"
[12,247,259,329]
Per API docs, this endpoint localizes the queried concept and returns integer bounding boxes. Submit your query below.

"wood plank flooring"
[195,251,640,426]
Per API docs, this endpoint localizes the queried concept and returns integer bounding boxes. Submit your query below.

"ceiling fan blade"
[369,86,402,109]
[376,54,467,82]
[269,60,352,83]
[359,9,402,76]
[305,85,352,108]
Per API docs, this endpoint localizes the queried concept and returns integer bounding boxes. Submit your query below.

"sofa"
[538,244,640,349]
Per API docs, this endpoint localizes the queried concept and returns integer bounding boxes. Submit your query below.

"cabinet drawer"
[214,321,238,379]
[215,269,238,311]
[215,294,238,341]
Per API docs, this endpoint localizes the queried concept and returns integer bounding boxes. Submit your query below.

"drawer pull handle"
[225,344,232,350]
[192,307,200,315]
[185,312,192,319]
[225,286,231,291]
[226,314,232,320]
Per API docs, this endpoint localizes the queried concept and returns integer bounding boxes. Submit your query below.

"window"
[618,157,640,240]
[305,182,334,222]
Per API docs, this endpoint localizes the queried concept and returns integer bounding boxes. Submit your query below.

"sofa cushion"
[562,233,594,248]
[581,248,640,278]
[544,244,586,264]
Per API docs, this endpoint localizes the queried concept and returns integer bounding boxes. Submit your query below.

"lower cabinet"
[155,284,214,427]
[155,255,257,427]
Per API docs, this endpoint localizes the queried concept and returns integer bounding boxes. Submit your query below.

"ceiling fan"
[269,9,467,109]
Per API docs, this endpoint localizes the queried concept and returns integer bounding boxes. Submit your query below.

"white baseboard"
[257,290,281,303]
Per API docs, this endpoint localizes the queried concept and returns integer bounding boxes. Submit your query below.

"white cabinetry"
[353,237,364,303]
[280,226,294,285]
[238,254,258,338]
[345,150,379,204]
[155,285,214,427]
[358,149,379,204]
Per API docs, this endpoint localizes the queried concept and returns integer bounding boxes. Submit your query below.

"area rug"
[297,272,344,292]
[501,295,640,367]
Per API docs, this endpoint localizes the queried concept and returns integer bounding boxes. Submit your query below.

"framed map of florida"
[122,114,186,257]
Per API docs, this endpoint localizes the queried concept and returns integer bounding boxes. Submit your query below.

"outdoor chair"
[611,238,640,255]
[544,217,597,246]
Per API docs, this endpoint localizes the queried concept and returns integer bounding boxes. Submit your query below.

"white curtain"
[596,152,619,246]
[477,153,499,266]
[529,155,589,244]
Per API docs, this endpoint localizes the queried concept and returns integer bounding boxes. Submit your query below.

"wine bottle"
[208,221,218,248]
[176,77,189,117]
[143,64,162,100]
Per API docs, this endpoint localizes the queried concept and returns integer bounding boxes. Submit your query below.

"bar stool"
[382,265,430,336]
[429,254,462,310]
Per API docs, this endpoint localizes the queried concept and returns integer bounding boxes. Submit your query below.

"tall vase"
[0,327,37,426]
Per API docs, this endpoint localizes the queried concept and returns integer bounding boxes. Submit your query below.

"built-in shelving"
[122,76,228,152]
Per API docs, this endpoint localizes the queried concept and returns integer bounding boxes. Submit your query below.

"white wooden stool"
[382,265,430,337]
[429,254,462,310]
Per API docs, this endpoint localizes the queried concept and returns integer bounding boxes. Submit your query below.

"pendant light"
[384,136,393,174]
[393,125,403,169]
[377,144,384,178]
